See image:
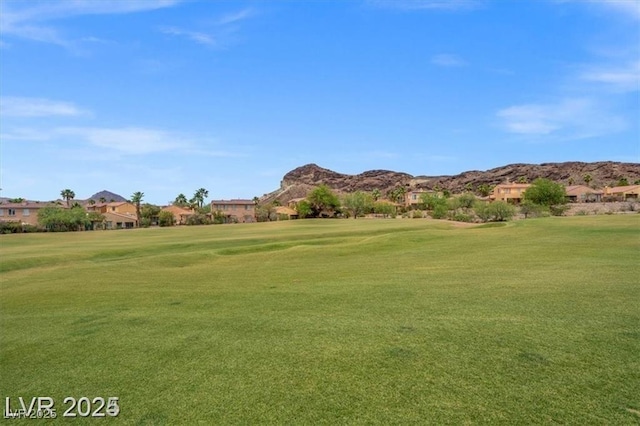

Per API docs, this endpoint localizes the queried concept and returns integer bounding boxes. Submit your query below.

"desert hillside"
[262,162,640,203]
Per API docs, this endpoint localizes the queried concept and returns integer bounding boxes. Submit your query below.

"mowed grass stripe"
[1,216,639,423]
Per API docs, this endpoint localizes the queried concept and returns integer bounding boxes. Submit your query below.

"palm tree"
[583,174,593,187]
[99,197,106,204]
[174,193,188,207]
[60,189,75,207]
[131,191,144,226]
[193,188,209,209]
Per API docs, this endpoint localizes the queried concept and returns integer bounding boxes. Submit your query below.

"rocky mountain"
[263,162,640,204]
[87,190,127,203]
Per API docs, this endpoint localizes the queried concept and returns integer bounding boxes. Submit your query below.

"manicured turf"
[1,216,639,423]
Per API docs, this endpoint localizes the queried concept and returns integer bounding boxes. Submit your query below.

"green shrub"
[140,218,152,228]
[452,213,473,222]
[412,210,423,219]
[430,204,448,219]
[158,211,175,227]
[550,204,570,216]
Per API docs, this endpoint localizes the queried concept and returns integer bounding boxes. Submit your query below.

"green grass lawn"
[1,216,639,424]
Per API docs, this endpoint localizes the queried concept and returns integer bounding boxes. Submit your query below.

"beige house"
[211,199,256,223]
[0,201,62,226]
[565,185,603,203]
[490,183,531,204]
[87,201,137,215]
[100,211,138,229]
[603,185,640,200]
[405,190,435,207]
[161,205,195,225]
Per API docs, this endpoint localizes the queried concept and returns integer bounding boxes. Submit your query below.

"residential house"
[274,206,299,220]
[490,183,531,204]
[287,198,306,210]
[100,212,138,229]
[603,185,640,200]
[0,201,62,226]
[565,185,603,203]
[211,199,256,223]
[405,190,435,207]
[87,201,137,215]
[161,205,195,225]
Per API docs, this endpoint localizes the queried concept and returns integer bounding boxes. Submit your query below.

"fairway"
[1,216,639,424]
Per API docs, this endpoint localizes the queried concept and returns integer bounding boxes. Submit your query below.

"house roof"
[102,211,138,222]
[161,205,195,215]
[275,206,298,216]
[606,185,640,193]
[211,199,255,205]
[0,201,64,209]
[494,183,531,188]
[565,185,603,196]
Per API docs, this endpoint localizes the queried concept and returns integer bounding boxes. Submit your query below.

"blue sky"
[1,0,638,204]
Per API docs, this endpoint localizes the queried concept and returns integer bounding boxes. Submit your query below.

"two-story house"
[0,201,62,226]
[490,183,531,204]
[211,199,256,223]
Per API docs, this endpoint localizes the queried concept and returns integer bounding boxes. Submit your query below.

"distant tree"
[8,198,25,203]
[158,210,175,227]
[307,185,340,217]
[477,184,493,197]
[296,200,313,219]
[617,177,629,187]
[520,199,544,219]
[38,205,89,231]
[192,188,209,209]
[517,176,528,184]
[420,193,447,211]
[387,186,407,204]
[583,174,593,187]
[373,202,396,218]
[99,197,106,204]
[371,189,381,201]
[475,201,515,222]
[174,193,188,207]
[457,193,476,210]
[634,179,640,185]
[568,177,575,185]
[464,183,473,192]
[343,191,373,219]
[140,204,161,225]
[131,191,144,225]
[523,178,566,207]
[488,201,516,221]
[88,199,96,206]
[60,189,75,207]
[256,203,277,222]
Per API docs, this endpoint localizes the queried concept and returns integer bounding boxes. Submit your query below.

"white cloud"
[0,96,89,117]
[368,0,483,11]
[0,0,181,48]
[581,60,640,92]
[497,98,626,139]
[57,127,186,154]
[559,0,640,19]
[159,27,216,46]
[431,53,467,67]
[217,8,256,26]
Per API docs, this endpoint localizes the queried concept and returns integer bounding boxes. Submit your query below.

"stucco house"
[211,199,256,223]
[603,185,640,200]
[565,185,603,203]
[0,201,62,226]
[161,205,195,225]
[490,183,531,204]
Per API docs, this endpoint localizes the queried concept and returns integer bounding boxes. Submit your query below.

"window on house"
[111,207,116,212]
[0,209,4,216]
[23,209,30,216]
[8,209,16,216]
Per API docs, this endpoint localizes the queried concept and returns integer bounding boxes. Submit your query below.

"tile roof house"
[211,199,256,223]
[565,185,603,203]
[0,201,63,226]
[161,205,196,225]
[603,185,640,200]
[490,183,531,204]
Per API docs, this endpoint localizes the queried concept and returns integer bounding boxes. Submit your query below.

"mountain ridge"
[262,161,640,203]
